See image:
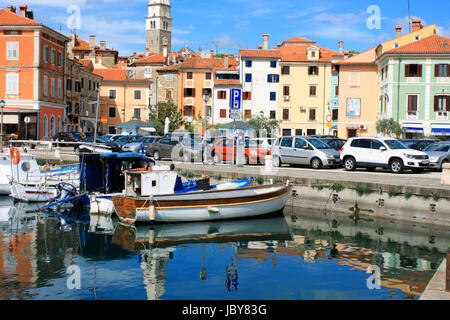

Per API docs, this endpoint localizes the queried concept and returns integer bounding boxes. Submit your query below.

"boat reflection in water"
[0,198,449,300]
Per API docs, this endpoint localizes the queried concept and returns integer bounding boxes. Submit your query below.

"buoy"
[10,148,20,165]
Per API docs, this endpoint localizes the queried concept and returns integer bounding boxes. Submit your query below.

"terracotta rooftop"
[279,44,342,62]
[386,35,450,54]
[215,79,241,86]
[0,8,41,25]
[72,35,118,53]
[335,46,377,65]
[240,49,281,58]
[283,36,316,44]
[93,69,128,81]
[134,53,167,64]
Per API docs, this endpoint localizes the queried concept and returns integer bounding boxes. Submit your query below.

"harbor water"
[0,196,448,300]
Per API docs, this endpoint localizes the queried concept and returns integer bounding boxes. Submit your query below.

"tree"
[148,100,184,136]
[247,114,280,137]
[376,118,404,138]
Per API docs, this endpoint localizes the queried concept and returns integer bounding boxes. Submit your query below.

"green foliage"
[247,115,279,137]
[256,177,265,185]
[354,185,373,196]
[404,191,413,200]
[182,171,195,179]
[331,183,345,192]
[376,118,405,138]
[388,189,400,198]
[148,100,184,136]
[312,182,326,191]
[214,174,222,181]
[432,193,440,202]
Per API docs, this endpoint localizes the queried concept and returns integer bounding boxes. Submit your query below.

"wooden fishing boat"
[112,168,292,224]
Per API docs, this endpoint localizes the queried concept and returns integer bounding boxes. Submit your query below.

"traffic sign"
[326,122,333,128]
[24,116,31,124]
[229,109,240,115]
[230,113,241,120]
[230,89,241,110]
[326,114,332,122]
[101,117,108,124]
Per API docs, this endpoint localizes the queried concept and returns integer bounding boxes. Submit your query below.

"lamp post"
[259,111,264,138]
[0,99,5,153]
[202,89,210,164]
[88,87,100,152]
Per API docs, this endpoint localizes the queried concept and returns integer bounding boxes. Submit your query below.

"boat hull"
[112,183,292,224]
[10,182,58,202]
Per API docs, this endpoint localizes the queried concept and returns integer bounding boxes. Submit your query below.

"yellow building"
[93,69,152,134]
[277,37,342,136]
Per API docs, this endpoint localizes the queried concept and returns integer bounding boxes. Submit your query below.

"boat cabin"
[124,167,178,197]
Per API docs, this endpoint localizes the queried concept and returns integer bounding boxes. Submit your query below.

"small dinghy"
[112,168,292,224]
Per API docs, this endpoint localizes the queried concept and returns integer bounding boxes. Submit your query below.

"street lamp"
[0,99,5,153]
[202,89,210,163]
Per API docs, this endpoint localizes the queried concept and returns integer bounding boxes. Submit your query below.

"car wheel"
[344,157,356,171]
[153,151,161,161]
[273,156,281,167]
[389,158,404,174]
[214,154,221,164]
[311,157,323,169]
[441,160,449,172]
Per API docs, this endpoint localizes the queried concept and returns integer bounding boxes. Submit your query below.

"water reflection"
[0,197,448,300]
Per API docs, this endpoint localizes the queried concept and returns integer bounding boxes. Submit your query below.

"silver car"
[423,142,450,171]
[272,136,342,169]
[122,136,159,153]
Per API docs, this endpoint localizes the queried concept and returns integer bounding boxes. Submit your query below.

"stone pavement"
[420,258,450,300]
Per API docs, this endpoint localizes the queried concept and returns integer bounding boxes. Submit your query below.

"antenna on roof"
[408,0,412,33]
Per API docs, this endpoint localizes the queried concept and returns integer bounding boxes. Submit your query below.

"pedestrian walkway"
[420,258,450,300]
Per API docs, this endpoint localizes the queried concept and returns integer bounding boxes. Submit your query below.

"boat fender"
[10,148,20,165]
[208,207,219,214]
[149,204,155,222]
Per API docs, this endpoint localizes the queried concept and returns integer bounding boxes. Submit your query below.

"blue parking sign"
[230,89,241,110]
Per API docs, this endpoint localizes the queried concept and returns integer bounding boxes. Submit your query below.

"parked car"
[74,136,121,154]
[423,142,450,171]
[272,136,341,169]
[310,135,336,139]
[173,137,205,162]
[320,138,347,152]
[251,138,277,150]
[52,132,82,144]
[147,137,182,160]
[122,136,160,153]
[340,137,430,173]
[399,139,438,151]
[213,138,271,165]
[114,135,143,148]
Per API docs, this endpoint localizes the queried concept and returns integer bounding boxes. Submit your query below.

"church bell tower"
[145,0,172,55]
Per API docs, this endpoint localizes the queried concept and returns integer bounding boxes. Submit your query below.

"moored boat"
[112,167,292,224]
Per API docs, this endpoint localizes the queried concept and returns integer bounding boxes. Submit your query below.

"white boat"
[9,181,59,203]
[112,168,292,224]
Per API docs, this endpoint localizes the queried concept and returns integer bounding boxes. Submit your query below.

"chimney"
[338,41,343,54]
[258,45,262,50]
[343,50,349,59]
[7,5,16,13]
[277,44,281,48]
[412,19,423,32]
[395,25,402,38]
[19,5,27,16]
[145,47,149,57]
[89,35,96,50]
[224,54,229,69]
[210,49,214,59]
[163,43,168,58]
[100,41,106,50]
[262,34,269,50]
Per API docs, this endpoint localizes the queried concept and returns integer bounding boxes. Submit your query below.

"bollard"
[54,146,61,159]
[441,163,450,186]
[265,155,273,173]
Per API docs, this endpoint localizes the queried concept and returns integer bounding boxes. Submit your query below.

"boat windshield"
[385,140,407,150]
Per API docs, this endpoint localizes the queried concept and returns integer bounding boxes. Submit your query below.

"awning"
[431,123,450,136]
[402,123,423,133]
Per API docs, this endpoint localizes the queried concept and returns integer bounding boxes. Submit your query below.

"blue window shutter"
[267,74,271,82]
[276,75,280,83]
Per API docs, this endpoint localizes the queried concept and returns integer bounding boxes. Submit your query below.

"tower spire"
[146,0,172,55]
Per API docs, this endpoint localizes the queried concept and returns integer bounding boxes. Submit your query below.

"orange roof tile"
[283,36,315,44]
[215,79,241,86]
[240,49,281,58]
[72,35,118,53]
[386,35,450,54]
[0,9,41,25]
[134,53,167,64]
[279,44,342,62]
[93,69,128,81]
[335,46,377,65]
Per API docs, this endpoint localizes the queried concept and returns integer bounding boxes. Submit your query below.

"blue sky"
[7,0,450,56]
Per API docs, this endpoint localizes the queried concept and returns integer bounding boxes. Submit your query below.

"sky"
[5,0,450,56]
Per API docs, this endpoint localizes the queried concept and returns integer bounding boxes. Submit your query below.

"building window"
[184,88,195,97]
[244,110,251,119]
[281,66,290,75]
[435,64,450,77]
[270,92,276,101]
[307,129,316,136]
[58,116,62,133]
[267,74,279,83]
[165,90,172,100]
[51,78,56,97]
[66,79,72,92]
[243,91,252,100]
[133,108,141,119]
[219,109,227,118]
[308,66,319,76]
[245,60,252,67]
[282,108,289,120]
[309,85,317,97]
[282,129,291,137]
[58,79,62,98]
[186,72,193,80]
[50,115,56,136]
[349,71,360,87]
[134,90,141,100]
[405,64,422,77]
[43,45,50,63]
[43,76,48,96]
[205,72,212,80]
[108,107,116,118]
[165,74,173,81]
[283,86,290,96]
[407,95,418,116]
[6,73,19,94]
[270,60,277,68]
[217,90,227,100]
[245,73,252,82]
[434,95,450,112]
[334,85,339,96]
[58,52,63,67]
[109,90,116,99]
[43,115,48,138]
[270,110,276,119]
[295,129,303,136]
[6,42,19,60]
[184,105,194,116]
[75,81,81,93]
[51,48,56,65]
[309,108,316,121]
[332,109,338,121]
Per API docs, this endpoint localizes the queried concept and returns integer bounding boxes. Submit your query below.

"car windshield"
[97,136,109,143]
[308,138,332,149]
[245,140,258,148]
[117,136,132,142]
[385,140,407,149]
[401,141,415,147]
[424,143,450,152]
